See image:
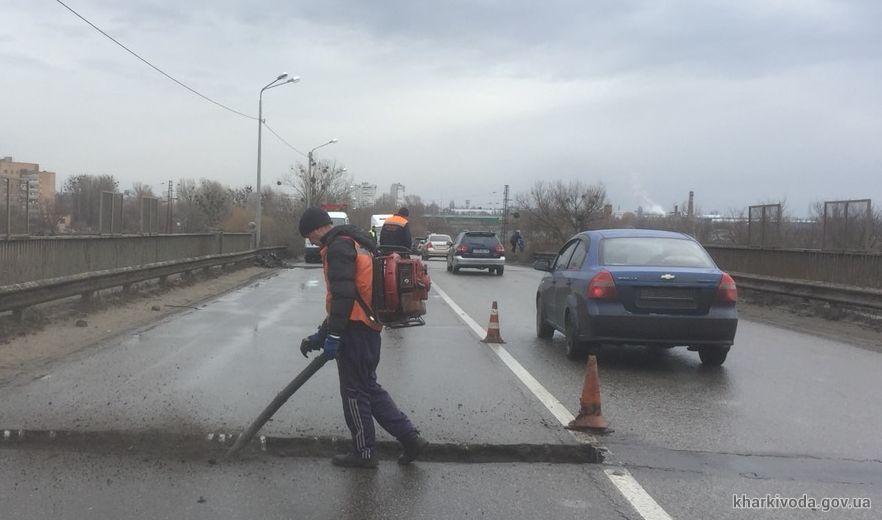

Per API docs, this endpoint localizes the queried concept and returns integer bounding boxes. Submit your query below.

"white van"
[304,211,349,262]
[370,214,393,242]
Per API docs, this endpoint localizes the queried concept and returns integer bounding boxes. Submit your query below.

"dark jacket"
[320,225,378,335]
[379,215,412,249]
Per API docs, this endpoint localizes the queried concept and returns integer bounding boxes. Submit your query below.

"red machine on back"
[370,247,431,328]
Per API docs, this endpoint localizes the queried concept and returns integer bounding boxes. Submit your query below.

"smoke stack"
[688,191,694,217]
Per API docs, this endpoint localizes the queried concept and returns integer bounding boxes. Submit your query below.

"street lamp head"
[330,138,339,144]
[286,77,300,84]
[277,73,288,80]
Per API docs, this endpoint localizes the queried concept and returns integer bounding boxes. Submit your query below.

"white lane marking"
[605,469,674,520]
[432,282,578,427]
[432,281,674,520]
[486,343,576,427]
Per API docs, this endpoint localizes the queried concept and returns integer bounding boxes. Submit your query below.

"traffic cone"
[481,301,505,344]
[566,355,610,433]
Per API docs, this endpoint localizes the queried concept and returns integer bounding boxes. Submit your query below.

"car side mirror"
[533,259,552,272]
[447,241,453,246]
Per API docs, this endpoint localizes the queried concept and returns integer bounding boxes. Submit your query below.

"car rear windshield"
[429,234,451,242]
[331,217,347,226]
[601,237,715,268]
[463,234,500,247]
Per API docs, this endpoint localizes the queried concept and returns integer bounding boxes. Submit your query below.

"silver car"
[422,234,452,259]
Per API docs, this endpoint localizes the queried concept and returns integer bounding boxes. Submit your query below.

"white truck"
[304,211,349,263]
[370,214,393,243]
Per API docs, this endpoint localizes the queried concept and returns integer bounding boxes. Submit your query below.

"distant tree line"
[10,169,882,255]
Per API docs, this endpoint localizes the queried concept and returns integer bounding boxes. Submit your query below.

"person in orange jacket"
[379,207,412,249]
[298,207,427,468]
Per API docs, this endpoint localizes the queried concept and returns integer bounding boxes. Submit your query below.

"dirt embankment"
[0,266,277,384]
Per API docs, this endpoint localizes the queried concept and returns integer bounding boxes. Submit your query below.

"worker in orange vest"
[298,207,427,468]
[379,207,412,249]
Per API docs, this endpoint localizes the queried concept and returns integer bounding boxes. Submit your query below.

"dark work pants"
[337,322,417,459]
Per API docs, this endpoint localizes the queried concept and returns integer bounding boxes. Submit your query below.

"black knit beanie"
[397,207,410,217]
[298,207,333,237]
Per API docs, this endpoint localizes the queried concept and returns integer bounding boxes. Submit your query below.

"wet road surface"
[1,264,880,519]
[428,261,882,519]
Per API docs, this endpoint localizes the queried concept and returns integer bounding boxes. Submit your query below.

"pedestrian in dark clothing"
[379,207,412,249]
[509,229,524,253]
[298,207,428,469]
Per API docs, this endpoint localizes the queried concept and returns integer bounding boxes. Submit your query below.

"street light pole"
[306,150,312,209]
[304,139,338,209]
[255,73,299,247]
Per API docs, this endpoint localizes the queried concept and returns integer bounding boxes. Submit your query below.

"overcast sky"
[2,0,880,215]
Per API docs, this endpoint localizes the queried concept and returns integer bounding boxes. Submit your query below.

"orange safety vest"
[321,237,382,331]
[384,215,408,228]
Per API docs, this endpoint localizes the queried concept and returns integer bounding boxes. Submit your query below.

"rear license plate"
[639,287,694,298]
[473,249,490,254]
[637,287,696,309]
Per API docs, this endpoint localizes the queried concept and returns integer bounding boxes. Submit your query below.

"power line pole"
[166,180,174,234]
[501,184,510,241]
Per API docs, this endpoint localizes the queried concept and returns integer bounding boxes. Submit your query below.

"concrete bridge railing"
[703,245,882,291]
[0,233,253,286]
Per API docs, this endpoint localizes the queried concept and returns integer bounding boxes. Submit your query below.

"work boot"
[331,452,378,469]
[398,432,429,465]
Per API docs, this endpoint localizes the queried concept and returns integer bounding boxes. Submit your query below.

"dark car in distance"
[534,229,737,365]
[447,231,506,275]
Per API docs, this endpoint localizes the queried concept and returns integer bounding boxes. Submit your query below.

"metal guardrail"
[730,272,882,311]
[0,247,286,315]
[0,233,254,286]
[704,245,882,291]
[532,251,557,264]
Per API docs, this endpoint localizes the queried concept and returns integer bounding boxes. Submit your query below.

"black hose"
[225,353,330,459]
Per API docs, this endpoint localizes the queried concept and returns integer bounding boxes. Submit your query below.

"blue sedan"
[534,229,738,365]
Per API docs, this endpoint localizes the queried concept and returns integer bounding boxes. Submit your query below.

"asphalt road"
[427,261,882,519]
[1,263,879,519]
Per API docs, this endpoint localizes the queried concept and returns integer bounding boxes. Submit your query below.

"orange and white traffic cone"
[481,301,505,344]
[566,354,610,433]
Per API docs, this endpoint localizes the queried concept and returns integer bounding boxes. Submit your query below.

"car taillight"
[456,245,468,254]
[587,271,617,300]
[427,242,433,249]
[494,244,505,255]
[716,272,737,304]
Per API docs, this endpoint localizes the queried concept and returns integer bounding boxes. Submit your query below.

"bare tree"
[282,159,352,207]
[61,174,119,232]
[194,179,233,229]
[176,179,205,232]
[516,180,608,244]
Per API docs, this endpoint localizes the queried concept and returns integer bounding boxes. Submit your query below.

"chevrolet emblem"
[660,274,676,280]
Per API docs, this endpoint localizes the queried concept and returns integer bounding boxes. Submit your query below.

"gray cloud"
[1,0,880,214]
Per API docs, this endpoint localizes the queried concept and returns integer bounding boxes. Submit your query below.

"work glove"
[323,334,342,360]
[300,329,325,358]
